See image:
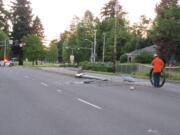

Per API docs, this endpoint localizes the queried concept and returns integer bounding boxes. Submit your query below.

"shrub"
[120,54,127,63]
[135,51,153,63]
[80,61,113,72]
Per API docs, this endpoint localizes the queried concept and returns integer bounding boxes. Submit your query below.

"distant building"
[126,45,157,62]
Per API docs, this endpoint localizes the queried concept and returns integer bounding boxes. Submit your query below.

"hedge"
[80,61,113,72]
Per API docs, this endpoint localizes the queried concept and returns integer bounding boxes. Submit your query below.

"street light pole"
[102,33,106,63]
[90,42,93,62]
[4,40,7,60]
[93,30,97,63]
[113,0,118,73]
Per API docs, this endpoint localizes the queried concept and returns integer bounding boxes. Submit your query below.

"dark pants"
[153,72,161,88]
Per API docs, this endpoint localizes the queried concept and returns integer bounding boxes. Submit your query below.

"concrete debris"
[75,73,108,81]
[129,86,135,90]
[123,76,136,82]
[83,80,95,84]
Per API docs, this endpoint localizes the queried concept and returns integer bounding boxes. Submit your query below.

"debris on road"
[75,73,108,81]
[122,76,136,82]
[129,86,135,90]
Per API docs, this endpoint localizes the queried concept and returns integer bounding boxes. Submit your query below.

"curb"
[35,67,76,77]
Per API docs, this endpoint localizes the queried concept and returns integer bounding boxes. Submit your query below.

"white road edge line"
[41,82,48,87]
[78,98,102,110]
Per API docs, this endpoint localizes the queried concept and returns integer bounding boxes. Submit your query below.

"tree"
[11,0,33,41]
[101,0,122,19]
[0,30,7,41]
[32,16,44,40]
[11,0,33,65]
[0,0,10,34]
[69,16,80,34]
[83,10,94,35]
[23,35,44,65]
[155,0,176,16]
[74,11,95,62]
[60,31,71,62]
[131,15,152,38]
[100,0,128,62]
[60,11,96,63]
[0,30,8,60]
[130,15,153,49]
[47,41,58,63]
[152,0,180,61]
[57,39,63,63]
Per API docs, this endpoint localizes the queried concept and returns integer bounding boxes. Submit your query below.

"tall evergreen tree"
[57,39,63,63]
[32,16,44,40]
[155,0,175,16]
[11,0,33,65]
[101,0,123,19]
[0,30,8,59]
[83,10,94,32]
[100,0,127,61]
[0,0,9,34]
[47,41,58,63]
[11,0,33,41]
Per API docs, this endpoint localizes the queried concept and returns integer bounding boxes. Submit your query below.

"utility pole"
[112,0,118,73]
[19,43,24,65]
[102,33,106,63]
[84,39,93,63]
[91,42,93,63]
[4,40,7,60]
[93,30,97,63]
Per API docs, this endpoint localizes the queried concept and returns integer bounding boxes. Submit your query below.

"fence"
[116,63,180,81]
[164,66,180,80]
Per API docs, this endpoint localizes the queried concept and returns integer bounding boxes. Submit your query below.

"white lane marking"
[78,98,102,110]
[57,89,62,93]
[41,82,48,87]
[147,129,160,135]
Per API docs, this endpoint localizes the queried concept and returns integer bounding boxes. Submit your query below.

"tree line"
[58,0,180,64]
[0,0,180,65]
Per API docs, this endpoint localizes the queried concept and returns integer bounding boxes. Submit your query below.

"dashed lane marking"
[40,82,48,87]
[78,98,102,110]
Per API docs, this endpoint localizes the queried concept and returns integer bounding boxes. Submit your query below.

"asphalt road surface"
[0,67,180,135]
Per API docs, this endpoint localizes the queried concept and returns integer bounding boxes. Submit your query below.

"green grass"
[131,70,180,81]
[165,70,180,80]
[131,71,149,79]
[23,61,60,67]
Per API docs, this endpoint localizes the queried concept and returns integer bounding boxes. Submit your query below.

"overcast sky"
[4,0,160,41]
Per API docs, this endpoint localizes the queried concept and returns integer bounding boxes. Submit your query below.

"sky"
[4,0,160,41]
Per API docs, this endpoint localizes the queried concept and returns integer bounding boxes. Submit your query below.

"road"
[0,67,180,135]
